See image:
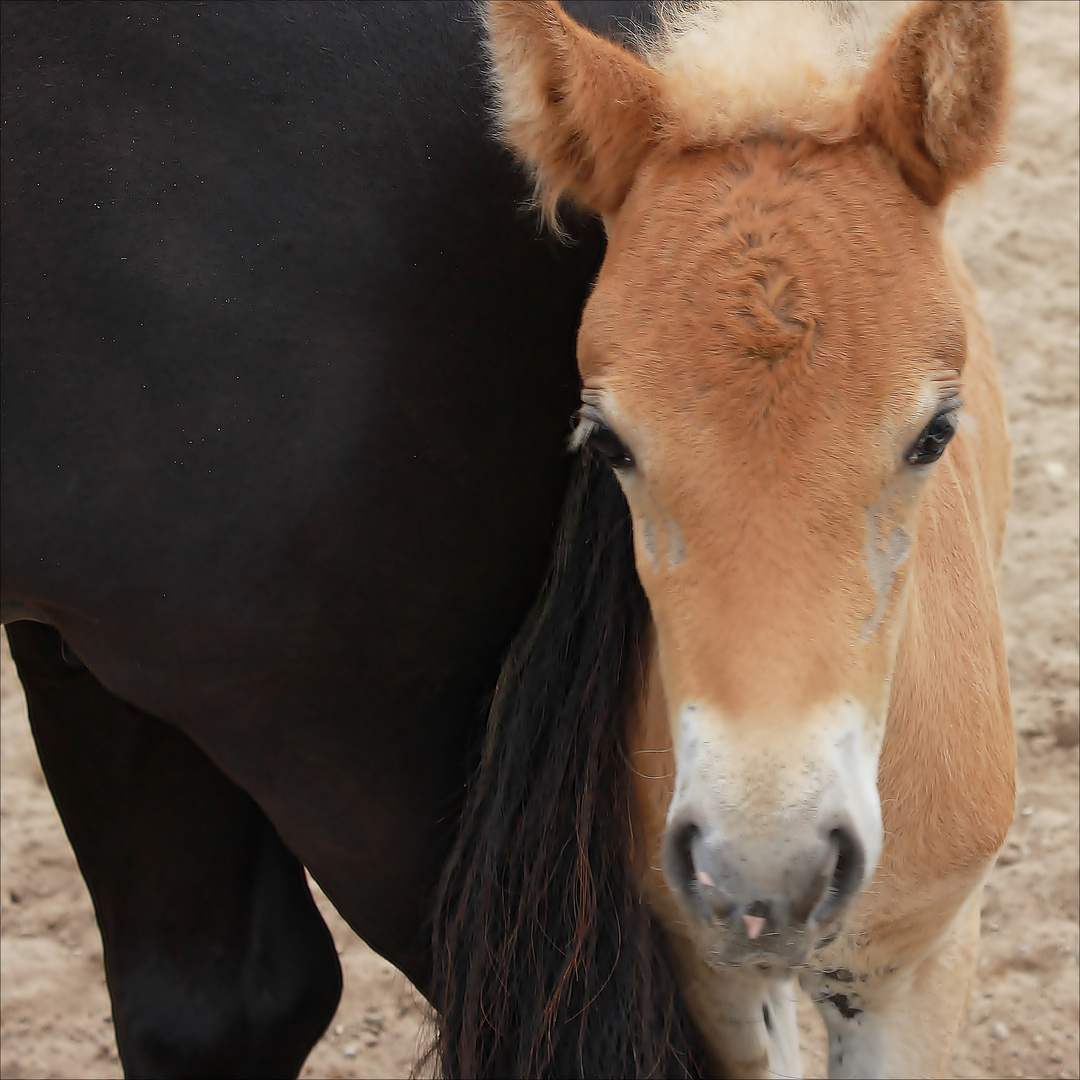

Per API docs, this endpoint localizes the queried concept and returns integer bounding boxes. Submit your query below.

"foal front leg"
[663,930,803,1080]
[805,891,982,1079]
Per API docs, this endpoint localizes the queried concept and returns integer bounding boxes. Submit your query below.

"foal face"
[579,139,966,965]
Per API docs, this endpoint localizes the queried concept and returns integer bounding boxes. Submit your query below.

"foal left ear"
[859,1,1010,206]
[484,1,670,224]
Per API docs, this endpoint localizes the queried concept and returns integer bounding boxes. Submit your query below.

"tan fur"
[485,3,1014,1076]
[859,1,1012,204]
[483,1,673,224]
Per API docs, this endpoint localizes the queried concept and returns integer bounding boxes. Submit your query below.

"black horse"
[2,3,704,1076]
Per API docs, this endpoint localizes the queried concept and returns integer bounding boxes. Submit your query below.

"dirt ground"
[2,3,1077,1078]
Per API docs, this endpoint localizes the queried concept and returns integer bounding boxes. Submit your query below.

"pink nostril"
[697,869,716,888]
[743,913,767,940]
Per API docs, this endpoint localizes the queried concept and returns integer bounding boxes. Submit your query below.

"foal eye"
[588,423,635,471]
[906,407,960,467]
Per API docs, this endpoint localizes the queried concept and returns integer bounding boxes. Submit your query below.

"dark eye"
[588,422,635,470]
[906,408,960,466]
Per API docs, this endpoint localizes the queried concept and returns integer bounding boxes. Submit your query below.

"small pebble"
[992,1021,1010,1042]
[1052,716,1080,748]
[997,843,1023,866]
[342,1043,358,1059]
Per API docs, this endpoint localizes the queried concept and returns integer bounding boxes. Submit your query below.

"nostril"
[664,821,700,897]
[814,825,866,925]
[663,822,737,920]
[742,898,771,939]
[831,825,865,898]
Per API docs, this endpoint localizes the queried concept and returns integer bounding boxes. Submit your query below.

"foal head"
[486,0,1009,966]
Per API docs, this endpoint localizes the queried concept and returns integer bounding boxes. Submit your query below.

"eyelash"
[572,412,635,470]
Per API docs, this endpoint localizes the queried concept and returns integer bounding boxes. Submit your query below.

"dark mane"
[432,449,706,1078]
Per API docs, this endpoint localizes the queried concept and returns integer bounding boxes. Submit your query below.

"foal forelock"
[638,1,873,146]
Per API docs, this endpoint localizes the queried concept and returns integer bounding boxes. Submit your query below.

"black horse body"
[1,3,702,1077]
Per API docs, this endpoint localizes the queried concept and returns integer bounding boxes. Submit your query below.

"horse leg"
[806,891,982,1079]
[5,621,343,1080]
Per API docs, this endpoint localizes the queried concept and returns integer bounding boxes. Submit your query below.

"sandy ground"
[2,3,1077,1078]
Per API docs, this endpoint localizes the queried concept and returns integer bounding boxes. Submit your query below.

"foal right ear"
[859,0,1011,206]
[484,1,671,224]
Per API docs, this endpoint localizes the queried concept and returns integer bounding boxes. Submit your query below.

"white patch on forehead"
[861,509,910,642]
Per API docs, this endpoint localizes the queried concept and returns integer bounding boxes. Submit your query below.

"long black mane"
[433,448,706,1078]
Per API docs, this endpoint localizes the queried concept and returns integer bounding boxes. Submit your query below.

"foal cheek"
[626,649,679,900]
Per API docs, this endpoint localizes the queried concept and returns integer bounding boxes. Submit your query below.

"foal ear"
[484,1,670,223]
[859,1,1010,206]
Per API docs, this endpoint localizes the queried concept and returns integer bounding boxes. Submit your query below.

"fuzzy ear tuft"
[484,1,672,225]
[859,1,1011,205]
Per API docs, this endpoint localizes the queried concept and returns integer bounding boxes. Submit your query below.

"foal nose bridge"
[649,536,869,722]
